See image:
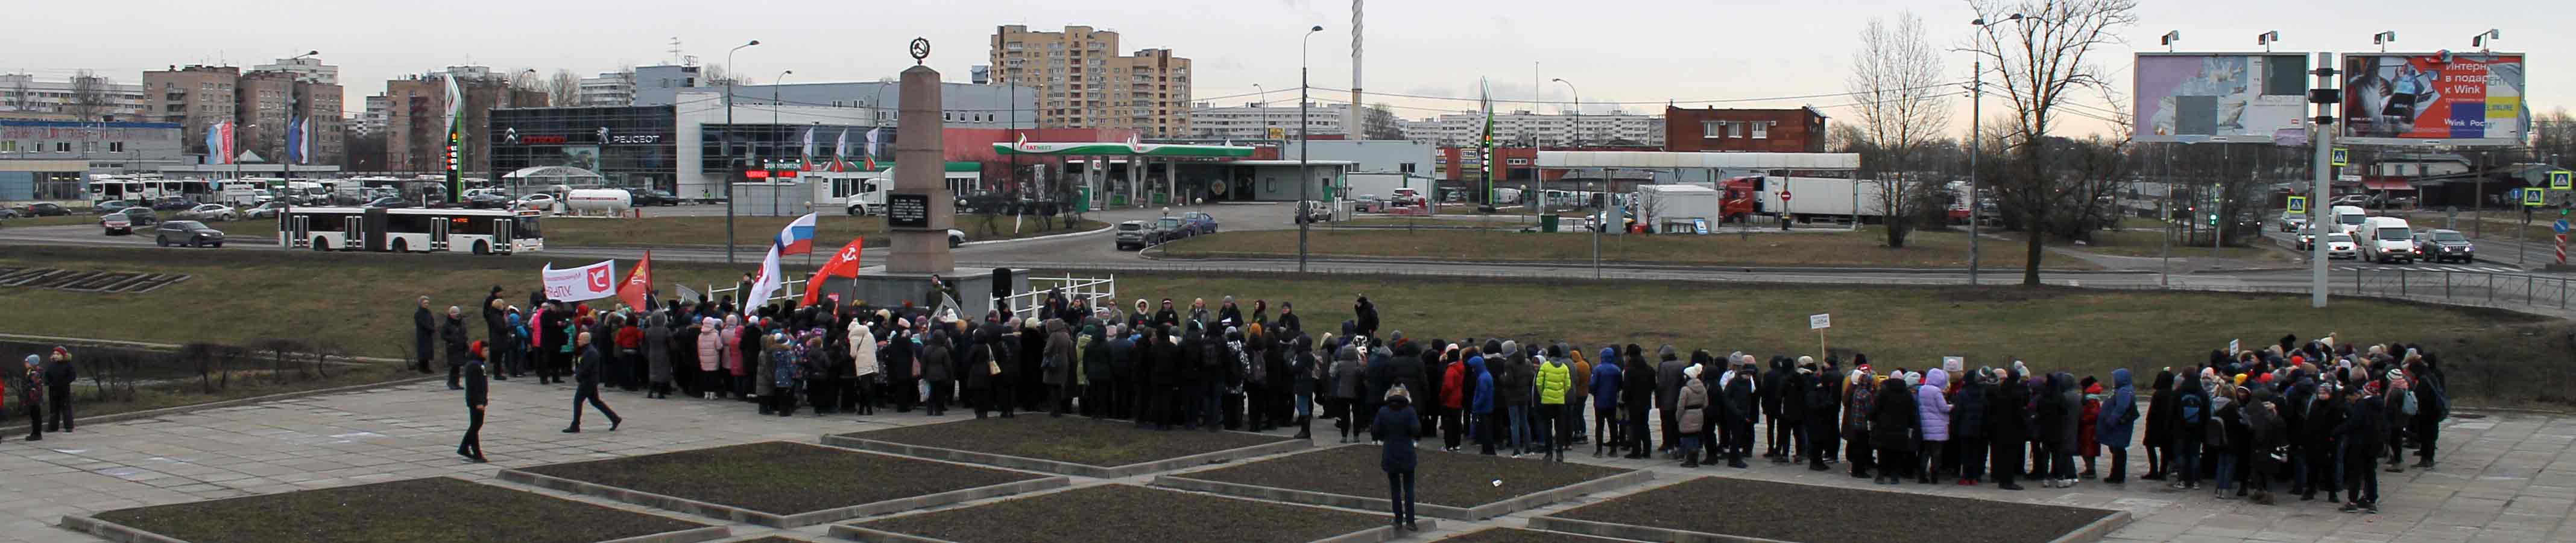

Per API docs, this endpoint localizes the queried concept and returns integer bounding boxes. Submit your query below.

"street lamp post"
[773,69,792,217]
[1554,77,1593,279]
[724,39,759,264]
[1298,25,1322,273]
[1253,84,1269,140]
[1968,13,2024,285]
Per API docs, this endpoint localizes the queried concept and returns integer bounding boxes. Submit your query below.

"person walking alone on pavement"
[1372,390,1421,532]
[412,296,437,374]
[458,341,490,463]
[565,332,622,433]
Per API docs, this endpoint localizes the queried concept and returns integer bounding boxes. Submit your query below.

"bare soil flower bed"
[1172,445,1635,508]
[847,484,1387,543]
[78,477,712,543]
[1542,477,2123,543]
[512,442,1050,516]
[1436,527,1638,543]
[838,416,1292,468]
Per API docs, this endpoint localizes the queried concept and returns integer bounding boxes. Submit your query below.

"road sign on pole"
[2554,219,2569,234]
[2331,147,2349,167]
[2286,195,2307,214]
[2527,189,2548,207]
[2552,170,2572,191]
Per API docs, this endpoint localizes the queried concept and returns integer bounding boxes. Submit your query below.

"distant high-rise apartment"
[989,25,1192,137]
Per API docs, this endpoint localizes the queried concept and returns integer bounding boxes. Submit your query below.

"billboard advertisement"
[2133,53,2312,143]
[2341,52,2527,146]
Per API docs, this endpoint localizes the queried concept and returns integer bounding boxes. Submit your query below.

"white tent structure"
[501,165,606,193]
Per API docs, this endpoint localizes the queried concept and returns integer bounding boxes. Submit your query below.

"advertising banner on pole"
[2340,52,2528,146]
[541,260,619,302]
[2132,53,2312,143]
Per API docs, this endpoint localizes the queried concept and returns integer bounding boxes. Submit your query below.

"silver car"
[155,220,226,247]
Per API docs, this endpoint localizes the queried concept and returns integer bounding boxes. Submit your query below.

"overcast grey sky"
[13,0,2569,140]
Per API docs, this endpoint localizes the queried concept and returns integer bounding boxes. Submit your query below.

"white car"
[2325,233,2358,259]
[178,203,239,221]
[511,194,558,211]
[2278,212,2307,232]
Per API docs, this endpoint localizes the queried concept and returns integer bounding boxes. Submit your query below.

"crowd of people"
[419,285,2452,518]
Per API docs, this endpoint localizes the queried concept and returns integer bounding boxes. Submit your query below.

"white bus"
[278,206,545,255]
[87,179,148,203]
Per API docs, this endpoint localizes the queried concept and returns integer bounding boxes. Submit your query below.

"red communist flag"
[616,250,654,310]
[801,239,865,305]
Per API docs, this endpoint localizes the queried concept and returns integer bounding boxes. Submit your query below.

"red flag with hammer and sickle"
[801,239,865,306]
[616,250,654,310]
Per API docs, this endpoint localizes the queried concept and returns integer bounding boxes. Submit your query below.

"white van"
[2358,216,2416,264]
[2330,205,2369,236]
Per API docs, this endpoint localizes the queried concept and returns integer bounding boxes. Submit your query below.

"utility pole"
[2308,51,2338,308]
[1298,25,1322,272]
[724,39,759,264]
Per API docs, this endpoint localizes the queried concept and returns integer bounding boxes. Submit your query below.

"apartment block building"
[989,25,1192,137]
[0,73,147,122]
[383,68,548,174]
[1398,110,1664,148]
[1189,101,1351,139]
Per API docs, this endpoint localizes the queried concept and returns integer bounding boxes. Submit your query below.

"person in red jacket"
[2078,376,2106,479]
[614,317,646,391]
[1438,345,1468,452]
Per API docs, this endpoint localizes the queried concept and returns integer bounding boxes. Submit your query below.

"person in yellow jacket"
[1564,344,1593,446]
[1535,351,1574,462]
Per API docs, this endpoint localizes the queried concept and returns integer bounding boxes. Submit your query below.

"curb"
[57,515,188,543]
[959,224,1114,247]
[1140,252,2147,275]
[821,433,1310,478]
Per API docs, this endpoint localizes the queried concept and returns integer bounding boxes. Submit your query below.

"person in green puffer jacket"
[1535,351,1573,462]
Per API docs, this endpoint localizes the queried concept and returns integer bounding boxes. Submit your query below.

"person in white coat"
[847,319,880,416]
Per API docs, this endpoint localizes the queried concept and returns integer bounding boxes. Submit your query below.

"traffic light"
[2208,213,2220,226]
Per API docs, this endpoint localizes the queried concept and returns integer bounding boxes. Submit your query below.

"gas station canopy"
[1535,151,1860,170]
[994,141,1255,157]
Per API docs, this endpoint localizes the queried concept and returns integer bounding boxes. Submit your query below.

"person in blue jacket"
[1468,350,1497,456]
[2096,368,2139,484]
[1589,347,1623,458]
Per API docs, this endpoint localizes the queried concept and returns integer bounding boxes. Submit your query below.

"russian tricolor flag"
[774,212,818,255]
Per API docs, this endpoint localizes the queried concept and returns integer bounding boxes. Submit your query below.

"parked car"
[154,220,226,247]
[150,196,194,211]
[0,208,21,218]
[242,200,288,219]
[2417,229,2475,263]
[100,212,132,235]
[1114,221,1152,250]
[463,192,514,209]
[512,194,558,211]
[628,189,680,206]
[1352,194,1384,213]
[21,203,69,217]
[1151,217,1192,243]
[178,203,239,221]
[1293,200,1333,224]
[947,229,967,248]
[362,196,413,209]
[2324,233,2358,259]
[101,207,156,231]
[2326,194,2370,207]
[1180,211,1219,235]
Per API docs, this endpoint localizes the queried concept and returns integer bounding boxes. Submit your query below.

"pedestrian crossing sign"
[2286,195,2306,214]
[2527,189,2548,207]
[2552,170,2572,191]
[2331,147,2349,167]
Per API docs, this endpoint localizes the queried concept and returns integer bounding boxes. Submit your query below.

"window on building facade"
[55,142,72,152]
[1751,121,1770,139]
[1506,157,1529,165]
[1702,120,1725,138]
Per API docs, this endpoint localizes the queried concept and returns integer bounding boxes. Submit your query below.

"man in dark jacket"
[412,296,436,374]
[2335,381,2388,513]
[482,288,510,381]
[1352,295,1378,338]
[1043,320,1077,417]
[458,342,489,463]
[1953,369,1990,483]
[1154,299,1179,328]
[1987,368,2030,490]
[1719,358,1758,468]
[39,348,77,434]
[564,332,622,433]
[2405,358,2446,469]
[441,307,470,390]
[1761,356,1790,459]
[1275,302,1302,335]
[1778,358,1810,464]
[1653,346,1685,457]
[2300,383,2346,502]
[1621,345,1655,459]
[538,302,572,384]
[1804,360,1840,471]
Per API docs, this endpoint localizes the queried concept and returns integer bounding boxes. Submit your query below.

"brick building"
[989,25,1193,138]
[1662,106,1826,153]
[383,70,546,174]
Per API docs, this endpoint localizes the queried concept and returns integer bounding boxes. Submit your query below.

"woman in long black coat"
[1867,375,1918,484]
[2141,370,2179,481]
[1987,368,2030,491]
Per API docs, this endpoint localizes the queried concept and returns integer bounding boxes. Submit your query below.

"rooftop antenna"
[2471,29,2500,52]
[2160,30,2180,52]
[2372,31,2396,52]
[669,37,683,65]
[2256,30,2279,52]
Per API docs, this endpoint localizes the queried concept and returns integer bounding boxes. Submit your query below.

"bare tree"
[546,69,581,106]
[701,64,751,86]
[4,75,31,112]
[68,70,115,121]
[1968,0,2139,285]
[1362,103,1404,140]
[1847,12,1952,247]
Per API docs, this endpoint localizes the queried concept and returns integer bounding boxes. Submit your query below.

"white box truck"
[1636,184,1722,233]
[1733,176,1896,224]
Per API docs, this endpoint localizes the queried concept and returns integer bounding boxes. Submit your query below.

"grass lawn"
[1545,477,2115,543]
[86,477,708,543]
[1995,228,2293,262]
[2,215,103,227]
[166,214,1103,249]
[9,246,2567,408]
[1156,227,2092,270]
[516,442,1047,516]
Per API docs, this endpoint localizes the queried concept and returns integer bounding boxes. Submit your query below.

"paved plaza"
[1,378,2569,543]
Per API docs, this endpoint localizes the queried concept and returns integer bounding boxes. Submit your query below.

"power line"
[1302,80,1971,106]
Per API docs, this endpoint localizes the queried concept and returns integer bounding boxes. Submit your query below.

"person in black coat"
[457,342,489,463]
[1778,358,1810,464]
[1951,369,1989,483]
[1868,375,1919,484]
[481,288,510,381]
[441,307,470,390]
[2141,370,2179,481]
[2300,383,2346,502]
[1275,302,1302,335]
[1987,367,2030,490]
[1352,295,1379,338]
[1620,344,1655,459]
[412,296,436,374]
[2334,381,2389,512]
[1719,357,1757,468]
[1372,393,1422,532]
[1761,356,1790,459]
[564,332,622,433]
[1804,361,1841,471]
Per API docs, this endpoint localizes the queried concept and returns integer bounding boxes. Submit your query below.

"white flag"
[744,246,785,308]
[864,128,882,161]
[800,128,816,170]
[835,129,850,160]
[540,260,619,302]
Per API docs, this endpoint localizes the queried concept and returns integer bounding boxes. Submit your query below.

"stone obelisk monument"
[886,59,954,273]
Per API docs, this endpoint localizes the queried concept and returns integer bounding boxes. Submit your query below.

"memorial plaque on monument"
[888,193,931,229]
